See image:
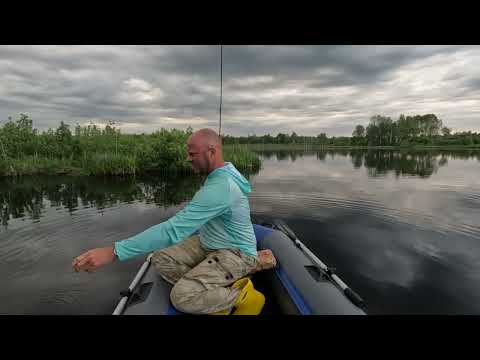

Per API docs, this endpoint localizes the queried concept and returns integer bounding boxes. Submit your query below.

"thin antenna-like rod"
[218,45,223,136]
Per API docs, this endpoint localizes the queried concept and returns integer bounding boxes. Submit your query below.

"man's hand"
[72,246,116,273]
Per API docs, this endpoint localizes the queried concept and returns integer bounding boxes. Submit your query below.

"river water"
[1,149,479,314]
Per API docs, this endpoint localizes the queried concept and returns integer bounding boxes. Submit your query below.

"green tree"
[56,121,72,143]
[352,125,365,138]
[276,133,288,144]
[351,125,366,146]
[441,126,451,136]
[290,131,298,144]
[316,133,327,145]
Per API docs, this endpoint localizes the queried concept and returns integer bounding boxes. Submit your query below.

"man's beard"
[192,163,208,174]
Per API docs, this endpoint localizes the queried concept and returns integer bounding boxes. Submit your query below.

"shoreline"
[242,144,480,150]
[2,145,479,178]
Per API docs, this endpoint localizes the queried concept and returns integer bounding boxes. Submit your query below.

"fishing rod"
[218,44,223,137]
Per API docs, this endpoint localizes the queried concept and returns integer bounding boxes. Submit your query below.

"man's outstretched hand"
[72,246,116,273]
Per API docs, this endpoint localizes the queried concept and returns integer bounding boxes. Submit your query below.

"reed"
[0,147,262,177]
[224,145,261,172]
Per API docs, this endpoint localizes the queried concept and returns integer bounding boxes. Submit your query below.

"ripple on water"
[249,191,480,241]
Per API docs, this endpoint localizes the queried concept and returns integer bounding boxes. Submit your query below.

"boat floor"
[248,269,300,315]
[249,271,283,315]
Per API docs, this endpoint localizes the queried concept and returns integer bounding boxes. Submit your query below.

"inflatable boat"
[112,219,367,315]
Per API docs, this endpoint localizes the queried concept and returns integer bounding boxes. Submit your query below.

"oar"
[112,253,153,315]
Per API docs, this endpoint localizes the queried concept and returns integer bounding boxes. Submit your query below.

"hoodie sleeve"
[114,177,231,261]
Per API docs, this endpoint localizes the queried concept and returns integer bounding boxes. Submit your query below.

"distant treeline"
[222,114,480,147]
[0,114,260,177]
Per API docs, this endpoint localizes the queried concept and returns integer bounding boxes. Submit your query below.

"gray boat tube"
[253,220,366,315]
[271,219,366,311]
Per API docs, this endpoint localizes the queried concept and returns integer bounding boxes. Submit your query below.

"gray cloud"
[463,77,480,92]
[0,45,478,136]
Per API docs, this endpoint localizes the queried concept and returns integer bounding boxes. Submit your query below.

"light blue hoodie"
[114,162,257,260]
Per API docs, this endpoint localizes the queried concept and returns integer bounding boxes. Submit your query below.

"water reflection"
[363,151,443,178]
[255,149,479,178]
[0,169,260,228]
[0,175,203,228]
[271,150,301,162]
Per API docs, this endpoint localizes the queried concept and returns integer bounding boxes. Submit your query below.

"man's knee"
[170,278,203,313]
[151,250,186,284]
[151,249,169,266]
[170,276,239,315]
[151,249,171,274]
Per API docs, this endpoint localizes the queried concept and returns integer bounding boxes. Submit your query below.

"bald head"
[187,128,224,174]
[188,128,222,149]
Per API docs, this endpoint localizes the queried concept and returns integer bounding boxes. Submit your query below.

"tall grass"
[224,145,261,171]
[0,156,86,176]
[0,115,262,177]
[0,144,261,177]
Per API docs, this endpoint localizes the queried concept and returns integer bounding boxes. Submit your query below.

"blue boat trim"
[167,303,182,315]
[275,265,313,315]
[253,224,273,246]
[253,224,312,314]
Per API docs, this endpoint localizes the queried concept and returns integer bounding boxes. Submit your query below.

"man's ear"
[208,145,216,155]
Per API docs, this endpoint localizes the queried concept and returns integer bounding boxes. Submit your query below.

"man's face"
[187,137,211,174]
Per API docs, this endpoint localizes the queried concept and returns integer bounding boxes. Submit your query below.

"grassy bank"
[0,145,261,177]
[0,116,262,177]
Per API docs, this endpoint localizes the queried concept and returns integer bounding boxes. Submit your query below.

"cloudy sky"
[1,45,479,136]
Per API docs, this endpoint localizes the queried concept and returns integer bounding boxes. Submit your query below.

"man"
[72,128,267,315]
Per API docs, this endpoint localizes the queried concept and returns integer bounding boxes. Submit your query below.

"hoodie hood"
[210,162,252,195]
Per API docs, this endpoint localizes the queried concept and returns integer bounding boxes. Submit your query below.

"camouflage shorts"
[151,235,258,314]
